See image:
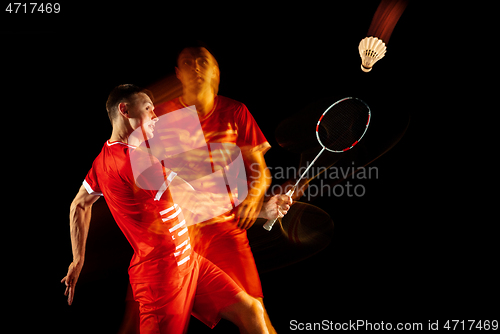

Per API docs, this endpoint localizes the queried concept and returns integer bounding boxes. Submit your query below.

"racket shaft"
[262,218,278,231]
[263,148,325,231]
[293,147,326,189]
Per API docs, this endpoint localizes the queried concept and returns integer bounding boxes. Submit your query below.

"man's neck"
[109,126,138,146]
[109,130,128,144]
[181,88,215,118]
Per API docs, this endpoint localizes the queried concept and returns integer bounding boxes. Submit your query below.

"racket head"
[315,97,371,153]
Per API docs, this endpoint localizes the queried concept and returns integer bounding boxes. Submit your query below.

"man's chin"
[144,130,154,140]
[141,125,155,140]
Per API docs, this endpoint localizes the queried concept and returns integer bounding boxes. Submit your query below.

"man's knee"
[248,295,265,319]
[221,292,264,324]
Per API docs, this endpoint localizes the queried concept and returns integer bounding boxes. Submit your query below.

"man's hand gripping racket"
[263,97,371,231]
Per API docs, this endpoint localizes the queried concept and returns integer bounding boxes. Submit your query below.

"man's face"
[175,47,218,89]
[127,92,158,140]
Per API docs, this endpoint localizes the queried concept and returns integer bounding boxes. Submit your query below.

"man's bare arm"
[61,185,100,305]
[236,150,272,229]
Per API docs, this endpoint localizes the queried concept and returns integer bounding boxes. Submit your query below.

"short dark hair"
[174,40,219,68]
[106,84,154,124]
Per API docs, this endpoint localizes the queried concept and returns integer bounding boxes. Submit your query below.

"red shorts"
[193,221,264,299]
[131,252,242,334]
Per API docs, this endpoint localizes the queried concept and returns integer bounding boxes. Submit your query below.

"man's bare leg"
[256,297,277,334]
[117,292,273,334]
[220,292,269,334]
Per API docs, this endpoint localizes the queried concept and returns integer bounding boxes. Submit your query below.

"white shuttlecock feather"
[358,36,387,72]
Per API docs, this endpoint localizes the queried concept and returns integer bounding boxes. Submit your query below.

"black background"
[2,2,495,333]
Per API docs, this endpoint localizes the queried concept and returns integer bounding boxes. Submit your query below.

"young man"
[151,43,288,333]
[61,84,285,334]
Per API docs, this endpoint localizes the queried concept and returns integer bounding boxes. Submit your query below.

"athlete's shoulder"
[216,96,250,117]
[217,95,247,109]
[91,141,109,162]
[102,140,136,170]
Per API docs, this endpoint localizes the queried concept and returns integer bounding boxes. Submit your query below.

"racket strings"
[317,99,369,151]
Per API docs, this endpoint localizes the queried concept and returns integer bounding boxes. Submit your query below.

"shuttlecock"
[358,36,387,72]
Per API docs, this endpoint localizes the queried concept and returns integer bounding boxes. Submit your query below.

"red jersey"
[154,96,269,298]
[154,96,270,154]
[83,140,194,283]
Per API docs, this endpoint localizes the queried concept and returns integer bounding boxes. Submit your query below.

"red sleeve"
[83,160,103,196]
[235,104,271,154]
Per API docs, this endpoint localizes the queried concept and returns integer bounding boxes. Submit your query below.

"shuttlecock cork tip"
[361,64,372,72]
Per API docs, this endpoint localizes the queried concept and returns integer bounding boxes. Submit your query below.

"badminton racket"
[263,97,371,231]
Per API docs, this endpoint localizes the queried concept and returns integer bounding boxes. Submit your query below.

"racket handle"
[263,189,294,231]
[263,217,278,231]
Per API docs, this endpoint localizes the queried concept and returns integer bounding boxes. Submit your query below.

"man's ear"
[118,102,129,118]
[175,67,181,80]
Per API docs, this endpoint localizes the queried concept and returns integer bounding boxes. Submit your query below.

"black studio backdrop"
[3,3,496,333]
